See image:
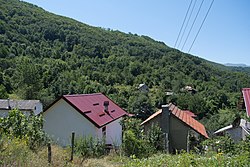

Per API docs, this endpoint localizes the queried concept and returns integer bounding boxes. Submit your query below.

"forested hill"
[0,0,250,131]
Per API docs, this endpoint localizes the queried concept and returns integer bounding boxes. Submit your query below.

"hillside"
[0,0,250,130]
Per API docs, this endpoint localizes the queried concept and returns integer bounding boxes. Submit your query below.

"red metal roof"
[141,103,208,138]
[242,88,250,117]
[46,93,128,128]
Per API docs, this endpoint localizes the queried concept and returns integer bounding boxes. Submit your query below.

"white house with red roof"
[43,93,128,146]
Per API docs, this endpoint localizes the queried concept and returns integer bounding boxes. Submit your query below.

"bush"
[0,134,30,166]
[74,136,106,158]
[0,109,49,150]
[201,135,250,156]
[122,130,155,158]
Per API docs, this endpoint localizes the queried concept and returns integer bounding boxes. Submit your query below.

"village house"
[0,99,43,117]
[138,83,149,93]
[141,103,208,153]
[214,118,250,142]
[43,93,128,146]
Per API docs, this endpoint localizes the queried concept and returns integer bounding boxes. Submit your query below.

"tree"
[12,57,43,99]
[0,84,8,98]
[128,93,154,120]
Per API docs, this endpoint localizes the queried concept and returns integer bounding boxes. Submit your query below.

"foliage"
[0,109,48,150]
[122,119,164,157]
[121,152,250,167]
[0,135,30,166]
[0,84,8,98]
[74,136,106,158]
[145,123,164,151]
[201,135,250,156]
[0,0,249,122]
[122,130,155,158]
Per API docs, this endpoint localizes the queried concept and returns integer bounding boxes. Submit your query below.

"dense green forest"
[0,0,250,132]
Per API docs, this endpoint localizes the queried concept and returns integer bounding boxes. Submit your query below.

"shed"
[0,99,43,117]
[141,103,208,152]
[43,93,128,146]
[214,118,250,142]
[138,83,149,93]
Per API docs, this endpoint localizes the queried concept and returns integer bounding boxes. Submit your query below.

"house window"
[102,126,106,139]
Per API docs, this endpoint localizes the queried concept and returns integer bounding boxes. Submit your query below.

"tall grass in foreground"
[1,135,249,167]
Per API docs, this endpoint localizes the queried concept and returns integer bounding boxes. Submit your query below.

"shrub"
[74,136,106,158]
[122,130,155,158]
[0,109,49,150]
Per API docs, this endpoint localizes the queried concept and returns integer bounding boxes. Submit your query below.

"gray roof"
[214,119,250,135]
[0,99,40,111]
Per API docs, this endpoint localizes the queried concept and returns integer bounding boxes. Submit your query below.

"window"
[102,126,106,139]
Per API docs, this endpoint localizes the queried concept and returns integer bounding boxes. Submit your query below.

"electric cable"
[174,0,193,48]
[188,0,215,53]
[177,0,197,49]
[181,0,205,51]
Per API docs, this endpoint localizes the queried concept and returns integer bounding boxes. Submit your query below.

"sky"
[22,0,250,66]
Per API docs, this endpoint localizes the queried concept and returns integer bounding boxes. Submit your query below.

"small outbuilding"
[138,83,149,93]
[141,103,208,153]
[0,99,43,117]
[43,93,128,146]
[214,118,250,142]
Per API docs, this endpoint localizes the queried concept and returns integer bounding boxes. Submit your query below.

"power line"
[177,0,197,49]
[188,0,215,53]
[181,0,205,51]
[174,0,193,48]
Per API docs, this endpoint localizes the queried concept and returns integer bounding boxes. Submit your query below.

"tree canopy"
[0,0,250,131]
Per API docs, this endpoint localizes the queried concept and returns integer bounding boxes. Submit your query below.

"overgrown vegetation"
[0,0,250,132]
[0,109,48,150]
[0,110,250,166]
[0,0,250,166]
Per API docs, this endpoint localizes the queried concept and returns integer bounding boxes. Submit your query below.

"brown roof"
[141,103,208,138]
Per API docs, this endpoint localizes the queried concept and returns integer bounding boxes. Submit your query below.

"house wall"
[143,113,189,152]
[97,117,123,146]
[226,127,242,142]
[169,115,189,151]
[43,99,98,146]
[34,102,43,115]
[242,128,249,140]
[143,115,161,133]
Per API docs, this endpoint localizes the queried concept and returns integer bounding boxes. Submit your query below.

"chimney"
[103,101,109,113]
[161,104,171,153]
[7,98,11,110]
[161,104,170,133]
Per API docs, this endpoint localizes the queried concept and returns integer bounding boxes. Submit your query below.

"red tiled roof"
[242,88,250,117]
[45,93,128,128]
[141,103,208,138]
[183,110,197,118]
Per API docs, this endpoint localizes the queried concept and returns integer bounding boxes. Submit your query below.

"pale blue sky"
[22,0,250,65]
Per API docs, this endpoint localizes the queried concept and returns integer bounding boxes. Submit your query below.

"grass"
[1,137,250,167]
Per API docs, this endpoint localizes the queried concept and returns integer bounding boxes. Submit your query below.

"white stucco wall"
[34,102,43,115]
[97,117,123,146]
[43,99,98,146]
